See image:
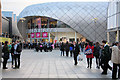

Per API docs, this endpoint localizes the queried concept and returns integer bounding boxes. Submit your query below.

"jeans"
[87,58,92,68]
[3,58,8,68]
[14,54,21,68]
[112,63,120,79]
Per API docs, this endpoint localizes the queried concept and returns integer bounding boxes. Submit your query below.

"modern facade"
[17,2,108,43]
[107,0,120,44]
[1,11,21,42]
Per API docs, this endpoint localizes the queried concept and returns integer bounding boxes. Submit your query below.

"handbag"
[85,45,92,55]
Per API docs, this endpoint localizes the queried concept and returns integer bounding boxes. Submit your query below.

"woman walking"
[93,42,101,69]
[85,42,94,69]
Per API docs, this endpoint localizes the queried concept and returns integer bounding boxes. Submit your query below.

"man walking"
[73,41,80,65]
[101,40,112,75]
[14,41,22,69]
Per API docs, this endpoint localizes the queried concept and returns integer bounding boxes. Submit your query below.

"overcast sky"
[2,0,110,16]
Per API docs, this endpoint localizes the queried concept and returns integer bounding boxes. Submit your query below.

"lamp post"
[20,18,26,41]
[92,18,97,42]
[20,18,26,49]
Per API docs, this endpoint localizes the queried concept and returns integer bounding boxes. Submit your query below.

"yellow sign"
[0,37,12,43]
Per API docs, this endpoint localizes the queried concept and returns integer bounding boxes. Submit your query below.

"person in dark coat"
[73,41,80,65]
[35,43,39,52]
[70,42,74,57]
[43,43,47,52]
[2,41,9,69]
[39,42,43,52]
[101,40,112,75]
[49,42,53,52]
[65,41,70,57]
[93,42,101,69]
[60,42,65,56]
[11,43,15,68]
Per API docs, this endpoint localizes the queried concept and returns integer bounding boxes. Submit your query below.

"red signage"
[36,32,40,38]
[31,33,34,38]
[42,32,48,38]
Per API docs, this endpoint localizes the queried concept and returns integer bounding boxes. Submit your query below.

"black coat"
[73,44,80,56]
[65,43,70,51]
[11,45,14,54]
[60,44,64,51]
[2,45,9,59]
[101,45,110,61]
[93,46,101,58]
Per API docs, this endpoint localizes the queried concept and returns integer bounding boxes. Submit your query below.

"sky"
[2,0,110,16]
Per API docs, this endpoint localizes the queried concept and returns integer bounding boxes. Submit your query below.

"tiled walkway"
[2,49,112,78]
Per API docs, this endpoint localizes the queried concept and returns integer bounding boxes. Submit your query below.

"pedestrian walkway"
[2,50,112,78]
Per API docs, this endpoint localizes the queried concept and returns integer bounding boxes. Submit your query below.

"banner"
[31,33,34,38]
[42,32,48,38]
[0,37,12,43]
[36,32,40,38]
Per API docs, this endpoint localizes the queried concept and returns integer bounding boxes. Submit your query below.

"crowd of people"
[1,39,120,79]
[59,40,120,79]
[22,41,55,52]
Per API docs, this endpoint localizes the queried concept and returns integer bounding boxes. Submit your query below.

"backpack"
[85,45,92,55]
[16,44,22,53]
[93,46,100,57]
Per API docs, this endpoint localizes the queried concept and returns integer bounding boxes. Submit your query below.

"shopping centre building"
[17,2,108,43]
[107,0,120,44]
[1,11,21,43]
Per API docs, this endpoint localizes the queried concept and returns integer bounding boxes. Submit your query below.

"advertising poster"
[42,32,48,38]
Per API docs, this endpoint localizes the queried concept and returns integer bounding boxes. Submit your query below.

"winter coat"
[111,46,120,64]
[85,45,94,58]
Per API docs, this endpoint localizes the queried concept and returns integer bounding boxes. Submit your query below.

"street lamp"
[92,18,97,42]
[20,18,26,49]
[20,18,26,41]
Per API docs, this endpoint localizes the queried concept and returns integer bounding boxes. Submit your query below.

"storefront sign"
[42,32,48,38]
[0,37,12,43]
[31,33,34,38]
[36,32,40,38]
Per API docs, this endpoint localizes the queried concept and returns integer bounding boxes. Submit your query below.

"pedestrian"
[39,42,43,52]
[35,42,39,52]
[60,42,65,56]
[14,41,22,69]
[65,41,70,57]
[73,41,80,65]
[93,42,101,69]
[70,42,74,57]
[2,41,9,69]
[111,42,120,79]
[101,40,112,75]
[81,42,85,52]
[11,43,15,68]
[85,42,94,69]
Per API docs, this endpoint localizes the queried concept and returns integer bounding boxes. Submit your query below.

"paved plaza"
[2,50,112,78]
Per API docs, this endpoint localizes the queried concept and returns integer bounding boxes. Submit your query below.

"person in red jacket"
[85,42,94,69]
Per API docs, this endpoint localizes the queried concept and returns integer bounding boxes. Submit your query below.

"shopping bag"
[77,54,83,61]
